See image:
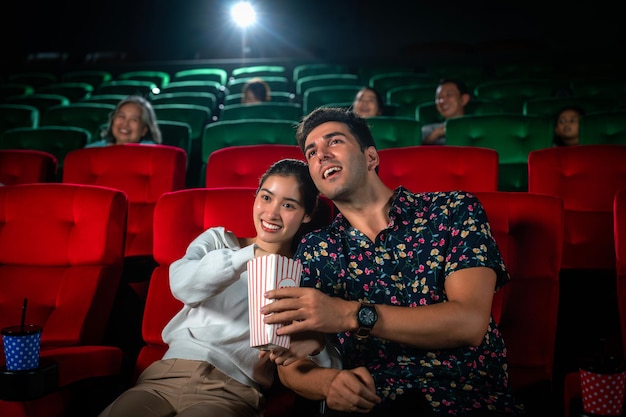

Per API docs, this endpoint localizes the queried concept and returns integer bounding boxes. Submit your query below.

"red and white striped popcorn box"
[247,254,302,350]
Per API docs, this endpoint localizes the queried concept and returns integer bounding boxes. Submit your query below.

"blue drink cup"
[2,325,42,371]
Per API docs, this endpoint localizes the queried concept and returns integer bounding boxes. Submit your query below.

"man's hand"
[325,367,381,413]
[264,332,325,366]
[262,287,357,335]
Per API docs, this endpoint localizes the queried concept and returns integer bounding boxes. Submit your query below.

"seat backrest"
[219,102,302,122]
[446,114,553,191]
[303,85,362,115]
[224,92,295,106]
[579,110,626,145]
[63,144,187,258]
[7,93,70,115]
[474,191,563,398]
[0,104,39,134]
[614,188,626,358]
[292,64,351,84]
[38,82,94,102]
[205,144,304,188]
[473,78,557,112]
[0,183,127,347]
[230,65,287,80]
[7,71,57,89]
[369,72,436,97]
[94,80,157,97]
[0,149,58,185]
[41,102,115,144]
[118,70,171,89]
[0,126,90,169]
[152,103,211,143]
[173,68,228,86]
[150,92,217,115]
[160,80,226,104]
[378,146,498,192]
[201,119,298,168]
[528,144,626,270]
[366,116,423,149]
[158,120,192,157]
[60,70,113,89]
[523,96,616,117]
[228,76,291,95]
[296,74,359,96]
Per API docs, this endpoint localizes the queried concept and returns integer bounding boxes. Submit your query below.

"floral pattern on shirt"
[295,187,524,415]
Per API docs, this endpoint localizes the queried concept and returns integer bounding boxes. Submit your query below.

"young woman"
[98,158,322,417]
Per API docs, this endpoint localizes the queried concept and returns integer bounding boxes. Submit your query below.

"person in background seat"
[553,105,585,147]
[352,86,383,118]
[87,95,162,147]
[241,77,271,104]
[421,78,470,145]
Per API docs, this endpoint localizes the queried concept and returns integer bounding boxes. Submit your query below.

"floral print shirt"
[295,187,524,415]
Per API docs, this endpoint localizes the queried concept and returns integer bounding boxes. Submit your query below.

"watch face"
[359,305,377,326]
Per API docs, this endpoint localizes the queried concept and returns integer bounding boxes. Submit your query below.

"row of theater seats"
[2,141,626,416]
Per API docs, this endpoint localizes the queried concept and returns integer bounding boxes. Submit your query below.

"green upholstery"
[41,102,115,143]
[579,110,626,145]
[0,126,90,169]
[82,94,127,105]
[151,92,217,115]
[296,74,359,96]
[152,104,211,144]
[416,100,506,124]
[369,72,436,97]
[386,84,438,118]
[230,65,287,80]
[118,71,171,88]
[302,85,362,115]
[0,83,35,101]
[224,92,295,106]
[201,119,298,184]
[6,93,69,116]
[523,96,616,117]
[227,76,291,95]
[220,103,302,122]
[292,64,351,83]
[60,70,113,89]
[160,81,226,104]
[473,79,557,113]
[95,80,157,97]
[0,104,39,134]
[358,65,414,85]
[446,114,553,192]
[571,78,626,98]
[366,116,422,149]
[158,120,192,158]
[7,72,57,89]
[173,68,228,86]
[38,82,93,102]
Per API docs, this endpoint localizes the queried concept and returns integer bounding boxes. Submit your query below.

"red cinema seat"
[136,187,334,417]
[0,149,58,185]
[205,144,305,188]
[475,191,564,414]
[378,146,499,192]
[562,188,626,417]
[0,183,128,417]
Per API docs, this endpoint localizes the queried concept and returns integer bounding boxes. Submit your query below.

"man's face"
[435,82,468,119]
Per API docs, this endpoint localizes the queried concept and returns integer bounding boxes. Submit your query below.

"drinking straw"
[21,298,27,332]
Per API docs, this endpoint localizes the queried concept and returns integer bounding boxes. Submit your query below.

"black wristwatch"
[355,302,378,341]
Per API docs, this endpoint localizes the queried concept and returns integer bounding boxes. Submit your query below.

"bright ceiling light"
[231,2,256,28]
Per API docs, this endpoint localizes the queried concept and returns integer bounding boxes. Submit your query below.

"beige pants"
[98,358,264,417]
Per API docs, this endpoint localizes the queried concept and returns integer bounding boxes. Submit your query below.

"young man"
[263,107,525,416]
[421,78,471,145]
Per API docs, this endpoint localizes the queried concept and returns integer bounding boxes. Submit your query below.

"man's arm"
[263,266,496,349]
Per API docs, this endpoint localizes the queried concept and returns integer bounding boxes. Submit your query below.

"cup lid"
[1,324,42,336]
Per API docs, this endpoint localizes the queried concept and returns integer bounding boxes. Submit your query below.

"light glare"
[231,2,256,28]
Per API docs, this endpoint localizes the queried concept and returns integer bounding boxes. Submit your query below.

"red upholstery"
[62,144,187,258]
[528,144,626,270]
[136,187,333,417]
[474,191,563,412]
[562,188,626,417]
[378,146,499,192]
[0,149,57,185]
[205,144,305,188]
[0,183,127,417]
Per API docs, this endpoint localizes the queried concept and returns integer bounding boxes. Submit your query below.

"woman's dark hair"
[295,107,377,154]
[242,77,271,102]
[257,158,318,217]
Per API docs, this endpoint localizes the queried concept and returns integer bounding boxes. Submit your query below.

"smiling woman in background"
[87,96,162,147]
